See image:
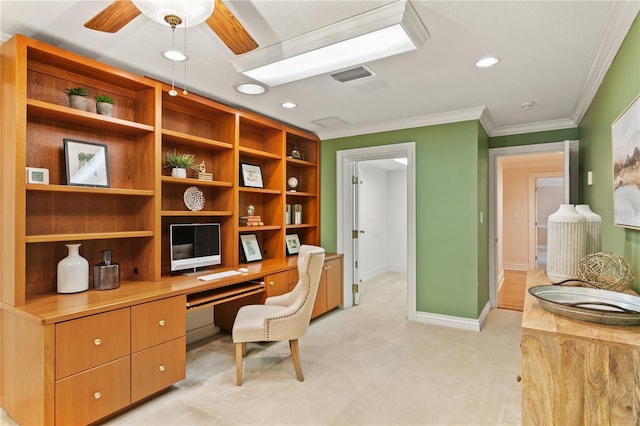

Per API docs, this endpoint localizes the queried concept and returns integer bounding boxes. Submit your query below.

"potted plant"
[65,87,89,111]
[95,94,115,117]
[164,150,195,178]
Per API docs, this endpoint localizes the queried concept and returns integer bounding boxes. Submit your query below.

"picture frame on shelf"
[240,163,264,188]
[285,234,301,255]
[64,138,110,187]
[611,94,640,230]
[240,233,263,262]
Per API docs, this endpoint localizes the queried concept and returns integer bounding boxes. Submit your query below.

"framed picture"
[240,233,262,262]
[64,138,110,187]
[240,163,264,188]
[611,94,640,229]
[285,234,301,255]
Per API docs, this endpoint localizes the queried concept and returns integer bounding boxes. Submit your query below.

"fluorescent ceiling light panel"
[232,1,428,87]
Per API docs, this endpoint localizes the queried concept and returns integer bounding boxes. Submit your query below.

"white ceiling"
[1,1,638,140]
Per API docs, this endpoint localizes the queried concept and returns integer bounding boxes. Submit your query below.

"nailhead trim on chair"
[264,251,320,341]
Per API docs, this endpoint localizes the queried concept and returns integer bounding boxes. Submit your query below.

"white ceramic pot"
[96,102,114,116]
[171,168,187,178]
[57,243,89,293]
[68,95,88,111]
[575,204,602,254]
[546,204,586,283]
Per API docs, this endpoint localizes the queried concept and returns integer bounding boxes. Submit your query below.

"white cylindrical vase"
[57,243,89,293]
[546,204,587,283]
[575,204,602,255]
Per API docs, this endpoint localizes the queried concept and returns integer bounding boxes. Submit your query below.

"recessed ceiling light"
[162,50,187,62]
[521,101,535,109]
[281,102,297,109]
[235,83,266,95]
[475,57,499,68]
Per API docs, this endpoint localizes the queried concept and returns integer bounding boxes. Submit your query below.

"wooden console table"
[521,270,640,425]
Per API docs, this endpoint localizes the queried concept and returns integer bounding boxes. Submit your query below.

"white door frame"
[336,142,417,320]
[527,172,563,269]
[489,141,577,308]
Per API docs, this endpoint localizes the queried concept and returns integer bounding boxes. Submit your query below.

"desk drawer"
[55,357,130,425]
[131,336,186,402]
[131,296,185,352]
[55,308,130,379]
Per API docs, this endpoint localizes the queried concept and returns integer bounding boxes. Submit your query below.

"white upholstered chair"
[232,245,326,386]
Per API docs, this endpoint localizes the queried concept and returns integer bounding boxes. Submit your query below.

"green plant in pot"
[95,94,115,117]
[65,87,89,111]
[164,150,195,178]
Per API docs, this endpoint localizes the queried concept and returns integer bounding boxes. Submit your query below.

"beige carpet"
[3,271,523,425]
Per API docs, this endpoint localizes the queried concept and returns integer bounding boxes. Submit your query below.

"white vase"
[575,204,602,255]
[546,204,586,283]
[57,243,89,293]
[171,168,187,178]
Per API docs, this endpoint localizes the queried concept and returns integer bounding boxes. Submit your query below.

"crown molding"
[490,118,577,137]
[317,106,487,140]
[570,2,640,125]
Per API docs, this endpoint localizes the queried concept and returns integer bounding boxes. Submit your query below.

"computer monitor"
[170,223,221,272]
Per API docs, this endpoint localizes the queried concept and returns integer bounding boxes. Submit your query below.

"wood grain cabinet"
[521,270,640,425]
[265,271,290,298]
[312,256,344,318]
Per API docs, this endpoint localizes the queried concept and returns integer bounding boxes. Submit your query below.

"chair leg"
[289,339,304,382]
[235,343,244,386]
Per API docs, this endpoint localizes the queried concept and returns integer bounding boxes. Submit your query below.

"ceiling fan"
[84,0,258,55]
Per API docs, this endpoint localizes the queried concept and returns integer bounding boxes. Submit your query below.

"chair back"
[264,245,325,341]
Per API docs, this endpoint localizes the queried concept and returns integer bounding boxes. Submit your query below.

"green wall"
[320,121,488,319]
[320,15,639,318]
[489,128,579,148]
[579,14,640,292]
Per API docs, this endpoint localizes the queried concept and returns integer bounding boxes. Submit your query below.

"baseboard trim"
[503,262,528,271]
[186,324,220,345]
[415,302,491,332]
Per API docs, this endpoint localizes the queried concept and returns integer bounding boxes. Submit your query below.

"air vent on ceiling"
[331,65,375,83]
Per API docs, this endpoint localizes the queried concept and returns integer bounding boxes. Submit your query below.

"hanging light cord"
[183,18,189,95]
[169,25,177,96]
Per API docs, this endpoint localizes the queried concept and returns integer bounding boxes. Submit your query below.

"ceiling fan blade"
[84,0,141,33]
[206,0,258,55]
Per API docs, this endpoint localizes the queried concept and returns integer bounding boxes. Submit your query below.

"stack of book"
[240,216,264,226]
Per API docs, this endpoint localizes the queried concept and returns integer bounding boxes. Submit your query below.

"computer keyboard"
[197,270,242,281]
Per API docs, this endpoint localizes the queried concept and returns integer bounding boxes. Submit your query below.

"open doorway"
[489,141,578,310]
[336,142,416,320]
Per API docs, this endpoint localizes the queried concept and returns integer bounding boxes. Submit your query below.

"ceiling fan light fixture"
[132,0,214,27]
[162,49,188,62]
[232,1,428,87]
[235,83,267,95]
[281,102,297,109]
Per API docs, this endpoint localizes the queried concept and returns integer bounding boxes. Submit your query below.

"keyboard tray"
[186,281,265,310]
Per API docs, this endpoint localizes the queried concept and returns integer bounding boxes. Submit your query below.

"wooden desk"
[1,254,343,425]
[521,270,640,425]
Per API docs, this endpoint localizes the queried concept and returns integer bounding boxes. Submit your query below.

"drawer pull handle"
[158,365,166,372]
[159,320,166,326]
[94,392,102,399]
[269,281,274,286]
[94,338,102,346]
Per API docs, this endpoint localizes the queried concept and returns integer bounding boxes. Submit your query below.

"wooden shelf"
[161,210,233,217]
[239,146,281,160]
[161,176,233,188]
[27,184,154,196]
[27,99,154,134]
[286,191,316,197]
[161,129,233,150]
[286,158,317,167]
[239,187,282,195]
[186,282,265,310]
[26,231,154,243]
[286,224,318,230]
[239,225,281,232]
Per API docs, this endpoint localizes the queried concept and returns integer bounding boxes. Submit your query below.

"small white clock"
[26,167,49,185]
